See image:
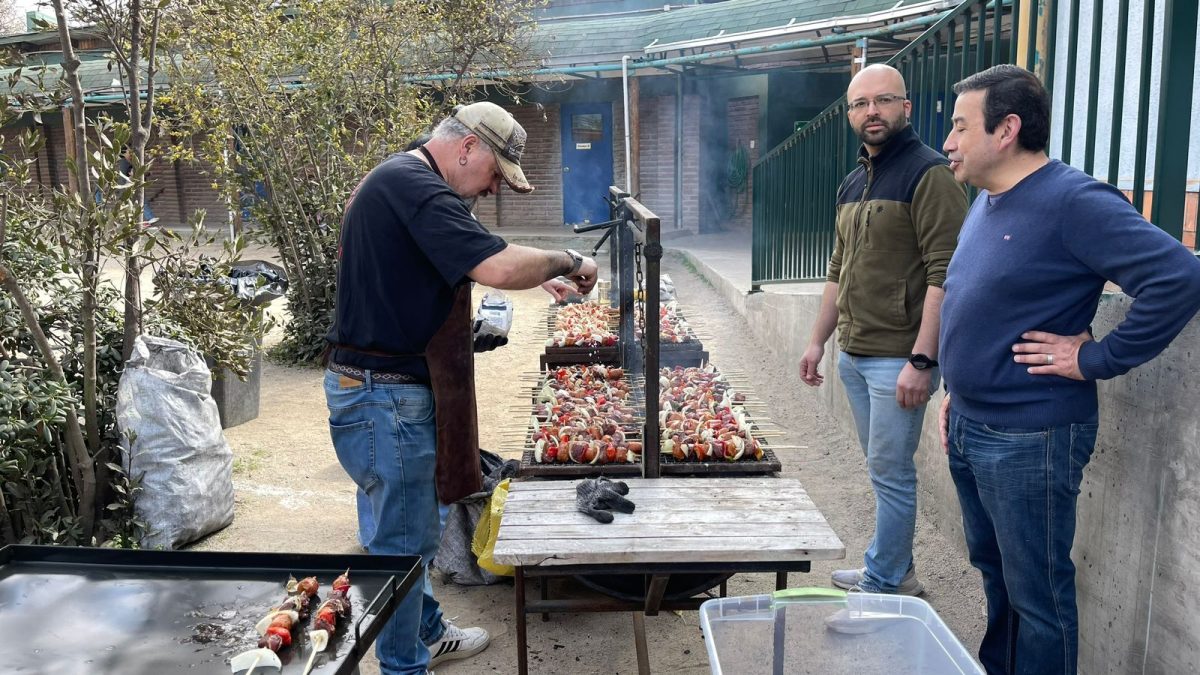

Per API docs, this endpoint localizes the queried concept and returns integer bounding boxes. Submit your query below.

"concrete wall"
[676,250,1200,674]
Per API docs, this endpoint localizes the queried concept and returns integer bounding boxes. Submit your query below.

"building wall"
[483,90,701,232]
[636,93,701,232]
[724,95,759,231]
[4,93,706,235]
[475,103,563,229]
[680,252,1200,675]
[152,133,229,230]
[2,118,227,229]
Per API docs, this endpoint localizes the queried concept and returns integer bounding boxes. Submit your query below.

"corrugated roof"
[0,0,939,98]
[0,58,171,101]
[532,0,918,66]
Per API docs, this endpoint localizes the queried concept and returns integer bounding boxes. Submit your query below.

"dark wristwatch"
[909,353,939,370]
[564,249,584,275]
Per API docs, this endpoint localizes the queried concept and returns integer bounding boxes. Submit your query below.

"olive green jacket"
[826,125,968,357]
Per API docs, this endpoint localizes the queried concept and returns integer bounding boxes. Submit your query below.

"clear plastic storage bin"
[700,588,983,675]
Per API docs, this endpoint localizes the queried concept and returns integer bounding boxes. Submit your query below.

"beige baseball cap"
[452,102,534,194]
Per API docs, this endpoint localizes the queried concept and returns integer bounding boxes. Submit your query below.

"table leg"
[772,606,786,675]
[632,611,651,675]
[516,567,528,675]
[644,575,670,616]
[772,572,787,675]
[719,580,727,598]
[541,577,550,622]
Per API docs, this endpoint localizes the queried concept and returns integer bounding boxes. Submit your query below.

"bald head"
[847,64,907,101]
[846,64,911,156]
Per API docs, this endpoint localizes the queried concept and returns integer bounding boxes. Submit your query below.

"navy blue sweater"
[940,160,1200,427]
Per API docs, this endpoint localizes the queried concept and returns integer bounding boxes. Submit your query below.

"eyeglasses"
[847,94,907,112]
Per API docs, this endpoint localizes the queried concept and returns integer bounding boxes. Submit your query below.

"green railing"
[751,0,1200,288]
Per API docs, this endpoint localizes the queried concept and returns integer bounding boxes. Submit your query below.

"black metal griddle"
[0,545,421,675]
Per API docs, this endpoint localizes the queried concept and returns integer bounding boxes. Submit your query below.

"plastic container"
[700,588,983,675]
[475,291,514,338]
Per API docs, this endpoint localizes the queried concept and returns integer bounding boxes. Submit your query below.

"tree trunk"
[0,263,96,540]
[50,0,98,541]
[120,0,146,362]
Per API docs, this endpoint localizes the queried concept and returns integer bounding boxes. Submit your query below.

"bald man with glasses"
[799,64,968,595]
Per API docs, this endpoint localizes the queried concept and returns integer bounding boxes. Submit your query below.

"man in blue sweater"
[939,64,1200,674]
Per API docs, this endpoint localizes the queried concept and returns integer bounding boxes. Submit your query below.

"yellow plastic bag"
[472,478,514,577]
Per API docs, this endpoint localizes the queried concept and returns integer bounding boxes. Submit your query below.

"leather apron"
[424,283,482,504]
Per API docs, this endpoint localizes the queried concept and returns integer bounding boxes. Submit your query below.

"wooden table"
[493,477,845,674]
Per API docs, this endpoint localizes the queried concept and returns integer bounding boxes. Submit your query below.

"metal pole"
[674,72,684,231]
[622,56,633,193]
[619,215,636,370]
[1149,0,1198,239]
[609,186,628,306]
[642,207,662,478]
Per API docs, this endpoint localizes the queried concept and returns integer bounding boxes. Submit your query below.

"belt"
[329,361,426,384]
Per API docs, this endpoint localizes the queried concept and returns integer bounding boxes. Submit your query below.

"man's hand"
[567,256,599,295]
[541,278,575,302]
[1011,330,1092,380]
[472,319,509,353]
[799,343,825,386]
[896,363,933,409]
[939,393,951,454]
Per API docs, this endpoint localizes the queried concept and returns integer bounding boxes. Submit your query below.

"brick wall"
[636,94,701,232]
[725,96,759,231]
[152,132,228,229]
[476,103,563,229]
[2,120,228,228]
[2,124,48,199]
[612,99,627,196]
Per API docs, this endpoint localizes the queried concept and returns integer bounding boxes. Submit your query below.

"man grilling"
[324,102,598,674]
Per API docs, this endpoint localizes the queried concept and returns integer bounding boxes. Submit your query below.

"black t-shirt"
[325,152,507,379]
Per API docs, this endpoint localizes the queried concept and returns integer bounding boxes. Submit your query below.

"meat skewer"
[301,570,353,675]
[530,364,643,465]
[230,575,319,673]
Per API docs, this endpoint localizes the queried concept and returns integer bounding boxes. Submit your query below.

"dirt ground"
[193,254,986,674]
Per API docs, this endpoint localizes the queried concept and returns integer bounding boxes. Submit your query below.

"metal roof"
[531,0,950,69]
[0,0,953,99]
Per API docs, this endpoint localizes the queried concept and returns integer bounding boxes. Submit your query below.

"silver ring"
[1045,354,1054,365]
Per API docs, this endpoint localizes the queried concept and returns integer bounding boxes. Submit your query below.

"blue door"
[560,102,614,225]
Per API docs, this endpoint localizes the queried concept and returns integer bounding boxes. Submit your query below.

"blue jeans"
[946,410,1097,675]
[358,490,449,645]
[838,352,938,592]
[325,370,441,675]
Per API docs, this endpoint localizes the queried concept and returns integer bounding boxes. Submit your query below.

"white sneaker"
[426,617,490,667]
[831,566,924,596]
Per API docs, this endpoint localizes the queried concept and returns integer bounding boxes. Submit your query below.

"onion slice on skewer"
[300,629,330,675]
[229,647,281,674]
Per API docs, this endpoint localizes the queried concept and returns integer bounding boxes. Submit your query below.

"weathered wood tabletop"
[493,477,845,567]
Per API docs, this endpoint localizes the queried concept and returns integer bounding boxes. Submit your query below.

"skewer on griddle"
[230,648,280,674]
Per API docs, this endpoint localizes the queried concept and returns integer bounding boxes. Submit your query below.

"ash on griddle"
[184,607,256,649]
[187,622,236,644]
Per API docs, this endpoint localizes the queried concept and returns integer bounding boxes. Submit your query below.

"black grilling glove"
[472,319,509,353]
[576,477,636,524]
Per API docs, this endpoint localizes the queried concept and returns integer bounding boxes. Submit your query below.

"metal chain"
[634,239,647,373]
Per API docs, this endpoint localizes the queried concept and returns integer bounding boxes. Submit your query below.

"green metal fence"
[751,0,1200,288]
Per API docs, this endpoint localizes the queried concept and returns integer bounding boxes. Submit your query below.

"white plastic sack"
[116,335,234,549]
